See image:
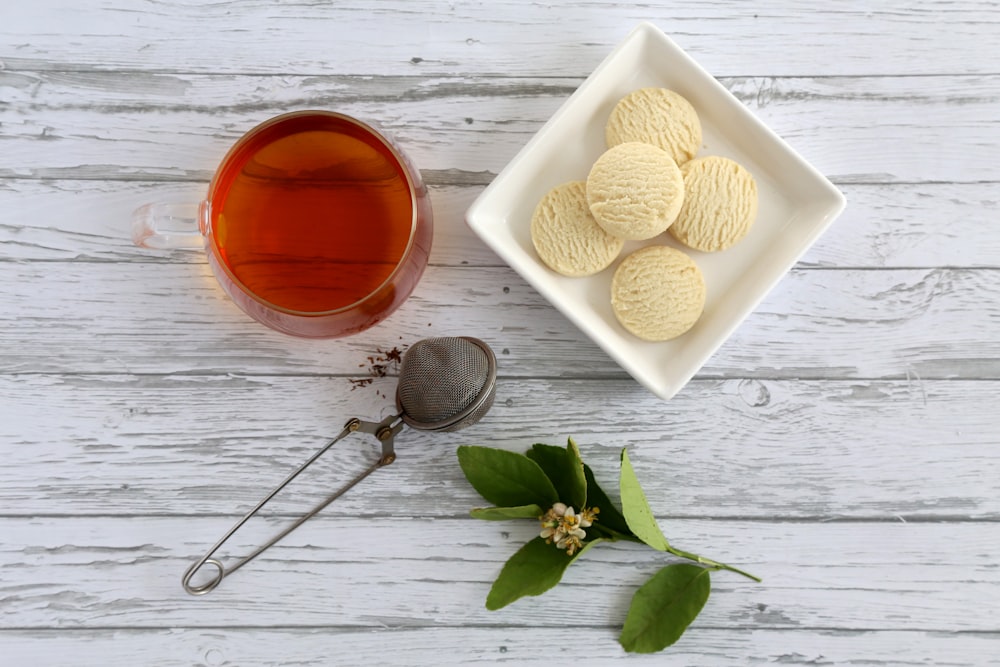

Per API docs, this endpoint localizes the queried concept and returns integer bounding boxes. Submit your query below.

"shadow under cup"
[164,111,431,338]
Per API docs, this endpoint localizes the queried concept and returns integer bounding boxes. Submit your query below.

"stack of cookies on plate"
[530,88,758,341]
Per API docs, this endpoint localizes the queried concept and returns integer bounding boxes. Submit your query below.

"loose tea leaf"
[619,449,670,551]
[525,439,586,509]
[458,445,558,508]
[486,536,605,610]
[618,564,711,653]
[470,505,544,521]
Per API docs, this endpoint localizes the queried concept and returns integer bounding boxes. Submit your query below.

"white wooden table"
[2,2,999,664]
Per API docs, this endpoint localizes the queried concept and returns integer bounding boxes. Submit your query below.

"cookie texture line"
[669,156,759,252]
[605,87,703,165]
[530,181,625,277]
[586,142,684,241]
[611,245,706,341]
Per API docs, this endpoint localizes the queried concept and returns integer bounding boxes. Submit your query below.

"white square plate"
[465,22,846,399]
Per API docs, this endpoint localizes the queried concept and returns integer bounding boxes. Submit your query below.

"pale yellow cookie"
[530,181,624,276]
[611,245,706,341]
[586,142,684,241]
[605,88,702,165]
[669,156,758,252]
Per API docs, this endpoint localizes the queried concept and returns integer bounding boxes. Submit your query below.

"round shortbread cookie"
[669,156,758,252]
[605,88,702,165]
[586,142,684,241]
[530,181,625,277]
[611,245,706,342]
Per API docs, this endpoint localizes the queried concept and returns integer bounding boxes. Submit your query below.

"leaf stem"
[665,546,761,583]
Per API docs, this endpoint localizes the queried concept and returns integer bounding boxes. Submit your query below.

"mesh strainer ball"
[396,336,497,432]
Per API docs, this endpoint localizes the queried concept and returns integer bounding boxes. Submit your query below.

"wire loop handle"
[182,413,403,595]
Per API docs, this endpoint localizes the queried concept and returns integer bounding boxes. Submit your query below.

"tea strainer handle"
[181,413,403,595]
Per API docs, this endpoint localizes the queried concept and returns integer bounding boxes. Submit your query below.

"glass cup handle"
[131,202,209,249]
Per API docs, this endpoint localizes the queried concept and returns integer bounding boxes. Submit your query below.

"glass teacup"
[132,110,432,338]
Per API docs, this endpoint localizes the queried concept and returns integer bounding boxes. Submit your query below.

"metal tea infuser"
[182,336,497,595]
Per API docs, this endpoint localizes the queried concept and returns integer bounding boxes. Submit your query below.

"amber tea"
[207,112,420,315]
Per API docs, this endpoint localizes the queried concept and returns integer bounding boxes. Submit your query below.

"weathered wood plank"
[1,1,997,77]
[0,263,997,379]
[3,627,998,667]
[2,517,997,632]
[0,180,501,266]
[1,72,997,184]
[1,376,997,518]
[2,180,998,269]
[1,2,996,665]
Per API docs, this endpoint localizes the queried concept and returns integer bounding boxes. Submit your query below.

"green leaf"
[619,448,670,551]
[524,444,566,492]
[564,437,588,508]
[457,446,559,508]
[583,463,633,537]
[470,505,544,521]
[588,523,640,542]
[524,440,586,509]
[486,536,605,610]
[618,564,711,653]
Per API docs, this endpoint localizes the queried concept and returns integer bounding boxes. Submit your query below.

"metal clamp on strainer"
[182,336,497,595]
